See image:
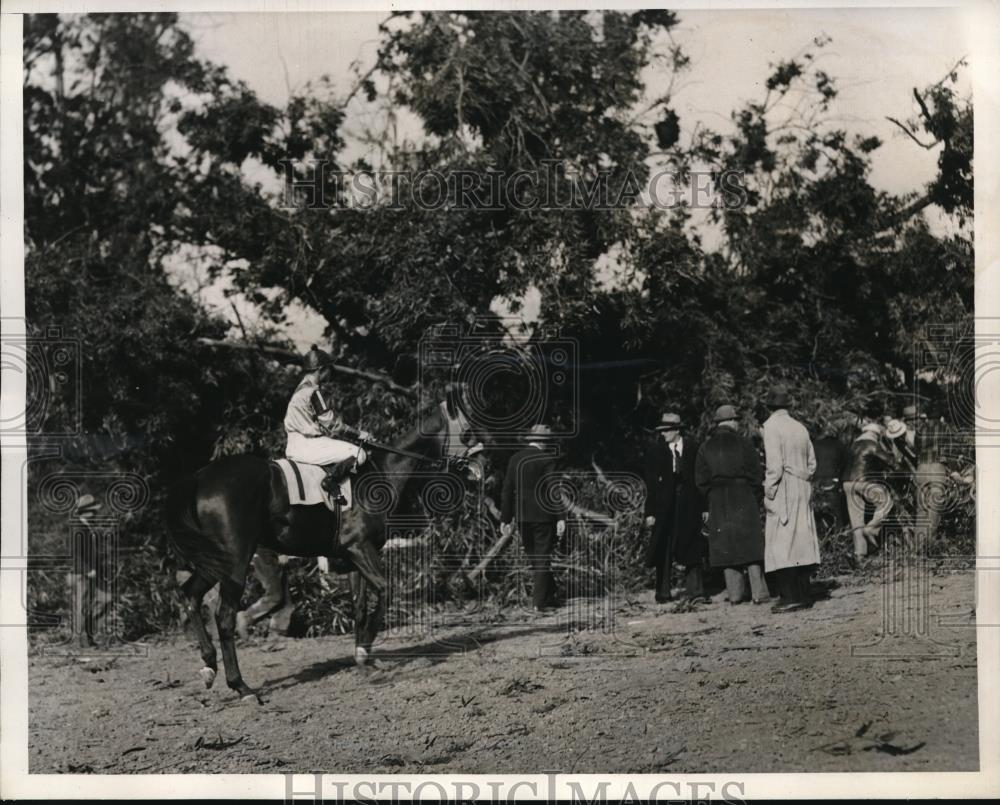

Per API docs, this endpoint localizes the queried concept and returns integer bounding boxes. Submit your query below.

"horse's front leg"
[348,541,387,667]
[236,549,292,639]
[350,571,369,667]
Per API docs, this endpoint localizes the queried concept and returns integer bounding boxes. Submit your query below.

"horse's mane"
[390,406,446,458]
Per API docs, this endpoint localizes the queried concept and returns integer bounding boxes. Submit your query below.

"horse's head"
[433,384,488,484]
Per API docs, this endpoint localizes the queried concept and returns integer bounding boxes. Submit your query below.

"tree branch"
[885,116,936,150]
[196,337,418,397]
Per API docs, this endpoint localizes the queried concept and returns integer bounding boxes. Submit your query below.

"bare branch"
[886,116,936,150]
[229,299,249,342]
[912,87,933,127]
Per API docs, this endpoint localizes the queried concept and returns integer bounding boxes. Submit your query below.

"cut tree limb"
[462,528,513,585]
[196,337,418,397]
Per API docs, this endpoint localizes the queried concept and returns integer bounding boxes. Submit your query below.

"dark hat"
[766,386,791,408]
[654,412,683,431]
[713,404,738,424]
[303,344,335,372]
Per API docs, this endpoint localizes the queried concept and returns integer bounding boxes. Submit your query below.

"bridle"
[358,396,485,473]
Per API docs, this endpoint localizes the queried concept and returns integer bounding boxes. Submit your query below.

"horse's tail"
[165,475,231,583]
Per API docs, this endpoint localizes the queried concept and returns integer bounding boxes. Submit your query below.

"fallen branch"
[564,500,615,527]
[196,337,418,398]
[462,530,515,584]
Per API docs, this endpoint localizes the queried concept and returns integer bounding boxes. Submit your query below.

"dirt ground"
[29,567,979,774]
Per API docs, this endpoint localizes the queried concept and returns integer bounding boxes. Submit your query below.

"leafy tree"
[23,13,288,476]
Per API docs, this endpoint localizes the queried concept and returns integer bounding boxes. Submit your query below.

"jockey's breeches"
[285,432,366,466]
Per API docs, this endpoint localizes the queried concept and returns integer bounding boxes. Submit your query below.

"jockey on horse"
[234,345,370,637]
[285,344,373,506]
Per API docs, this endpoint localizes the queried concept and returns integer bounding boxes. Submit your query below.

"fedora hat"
[529,423,553,438]
[713,404,738,424]
[654,412,683,431]
[766,386,791,408]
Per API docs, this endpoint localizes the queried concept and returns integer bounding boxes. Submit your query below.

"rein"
[362,439,442,466]
[362,439,482,467]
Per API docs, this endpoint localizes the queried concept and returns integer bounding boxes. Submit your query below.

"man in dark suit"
[500,424,567,611]
[643,411,707,604]
[812,422,849,536]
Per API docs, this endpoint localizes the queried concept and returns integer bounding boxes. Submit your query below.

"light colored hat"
[654,412,683,430]
[886,419,907,440]
[860,422,884,435]
[901,405,918,419]
[529,423,553,438]
[713,404,738,424]
[75,494,101,519]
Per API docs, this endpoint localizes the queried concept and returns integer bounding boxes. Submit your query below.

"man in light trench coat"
[761,386,821,613]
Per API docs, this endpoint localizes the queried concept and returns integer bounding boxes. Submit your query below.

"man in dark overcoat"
[811,422,849,535]
[643,411,707,603]
[501,424,567,611]
[694,405,770,605]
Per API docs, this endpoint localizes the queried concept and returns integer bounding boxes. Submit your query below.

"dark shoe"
[771,601,809,614]
[655,595,672,604]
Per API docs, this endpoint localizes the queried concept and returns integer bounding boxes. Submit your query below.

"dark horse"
[164,402,483,702]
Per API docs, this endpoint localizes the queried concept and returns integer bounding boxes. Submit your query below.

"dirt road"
[29,568,978,774]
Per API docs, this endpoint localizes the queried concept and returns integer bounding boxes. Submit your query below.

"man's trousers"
[521,521,557,609]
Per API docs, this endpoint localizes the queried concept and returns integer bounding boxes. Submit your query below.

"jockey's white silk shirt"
[283,377,341,436]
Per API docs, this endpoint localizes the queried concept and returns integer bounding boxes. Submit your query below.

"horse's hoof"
[241,692,263,705]
[199,667,217,689]
[354,646,369,666]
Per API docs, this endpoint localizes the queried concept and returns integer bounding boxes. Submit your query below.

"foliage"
[23,12,975,640]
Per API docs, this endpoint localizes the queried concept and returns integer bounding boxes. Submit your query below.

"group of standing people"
[644,386,819,614]
[641,387,958,616]
[812,403,954,563]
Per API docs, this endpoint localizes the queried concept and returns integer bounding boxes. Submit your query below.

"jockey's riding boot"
[321,457,356,504]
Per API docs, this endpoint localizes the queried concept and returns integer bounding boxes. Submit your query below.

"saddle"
[273,458,351,511]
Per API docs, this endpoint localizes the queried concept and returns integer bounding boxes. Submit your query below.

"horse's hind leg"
[181,572,219,689]
[216,578,261,703]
